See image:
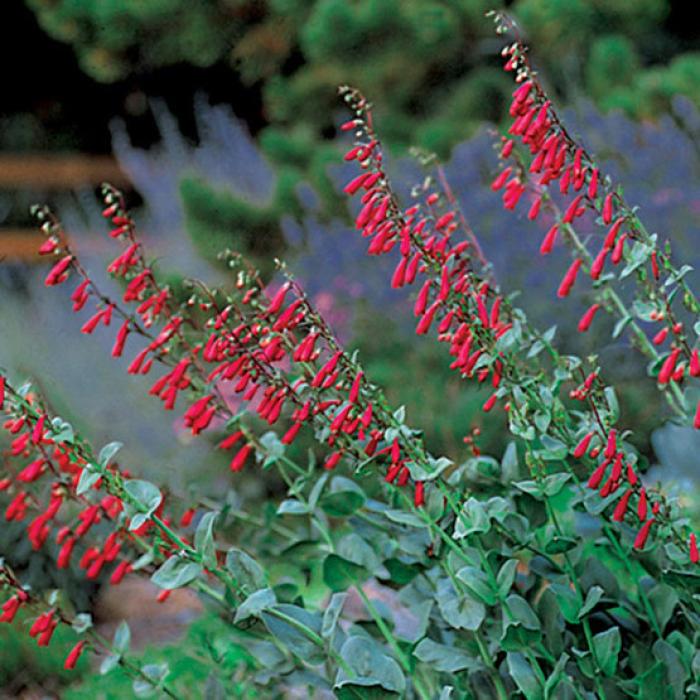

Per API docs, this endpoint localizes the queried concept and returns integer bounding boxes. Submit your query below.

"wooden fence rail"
[0,154,130,261]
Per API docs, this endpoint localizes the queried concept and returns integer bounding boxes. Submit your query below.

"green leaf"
[308,473,329,511]
[437,578,485,631]
[261,604,325,664]
[234,587,276,624]
[593,626,621,676]
[113,620,131,654]
[98,441,123,466]
[578,586,604,619]
[322,592,346,639]
[414,638,476,673]
[501,442,519,481]
[323,554,368,593]
[100,654,120,675]
[277,499,308,515]
[384,509,427,528]
[50,417,75,444]
[124,479,162,529]
[538,435,568,461]
[456,566,497,605]
[259,431,285,458]
[551,584,581,624]
[72,613,93,634]
[407,455,453,482]
[453,498,490,538]
[76,466,101,496]
[321,476,366,517]
[507,652,543,700]
[612,315,632,339]
[337,533,381,571]
[226,548,266,592]
[151,555,202,590]
[497,559,518,598]
[513,480,543,498]
[604,387,620,422]
[194,511,218,568]
[544,653,570,698]
[648,584,679,632]
[542,473,571,496]
[133,663,169,698]
[334,636,406,695]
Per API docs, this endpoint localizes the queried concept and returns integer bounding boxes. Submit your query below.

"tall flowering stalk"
[489,11,700,424]
[337,79,700,565]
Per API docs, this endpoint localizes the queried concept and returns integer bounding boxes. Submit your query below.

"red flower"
[64,641,87,670]
[690,533,699,564]
[573,431,594,458]
[612,489,633,522]
[633,518,655,550]
[540,224,559,255]
[557,259,583,298]
[577,304,600,333]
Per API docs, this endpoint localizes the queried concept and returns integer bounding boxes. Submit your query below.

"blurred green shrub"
[26,0,700,164]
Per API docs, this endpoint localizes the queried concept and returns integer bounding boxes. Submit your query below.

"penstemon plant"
[2,14,700,700]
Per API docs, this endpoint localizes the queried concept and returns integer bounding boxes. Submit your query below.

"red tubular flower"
[658,348,681,384]
[612,489,633,522]
[39,237,58,255]
[112,320,130,358]
[44,255,73,286]
[390,256,408,288]
[0,596,22,623]
[348,372,363,403]
[590,247,608,280]
[230,444,252,472]
[414,482,425,507]
[611,233,626,264]
[324,451,343,471]
[573,431,594,458]
[637,488,648,520]
[691,349,700,377]
[281,422,303,445]
[110,560,132,585]
[344,172,370,195]
[557,259,583,298]
[416,301,440,336]
[588,168,599,199]
[562,194,585,223]
[414,280,431,317]
[694,400,700,430]
[219,431,244,450]
[690,533,699,564]
[57,537,76,569]
[491,167,512,191]
[652,327,668,346]
[482,393,498,413]
[527,197,541,220]
[633,518,655,550]
[602,193,613,224]
[64,641,86,670]
[28,612,47,636]
[651,252,659,280]
[604,430,617,459]
[577,304,600,333]
[180,508,196,527]
[587,460,608,489]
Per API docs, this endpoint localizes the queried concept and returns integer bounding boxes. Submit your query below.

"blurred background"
[3,0,700,695]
